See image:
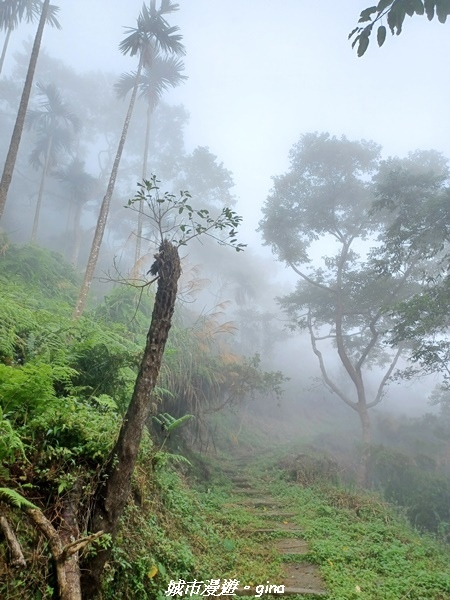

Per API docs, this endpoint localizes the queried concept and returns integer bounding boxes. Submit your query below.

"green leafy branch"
[350,0,450,57]
[126,175,246,252]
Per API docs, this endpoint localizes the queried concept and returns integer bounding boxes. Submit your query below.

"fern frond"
[0,488,38,510]
[153,412,194,433]
[152,451,192,468]
[166,413,194,432]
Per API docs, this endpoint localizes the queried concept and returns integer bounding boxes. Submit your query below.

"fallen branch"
[61,531,104,561]
[0,515,26,569]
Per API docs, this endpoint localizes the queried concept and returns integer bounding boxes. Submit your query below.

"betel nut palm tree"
[54,157,97,266]
[0,0,60,74]
[73,0,185,319]
[0,0,58,223]
[27,82,80,242]
[115,49,187,264]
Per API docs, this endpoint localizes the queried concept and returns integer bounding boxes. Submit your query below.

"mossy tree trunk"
[81,239,181,598]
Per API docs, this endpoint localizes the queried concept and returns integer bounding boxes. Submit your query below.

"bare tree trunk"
[0,26,12,75]
[356,403,372,486]
[0,514,26,568]
[31,135,52,243]
[58,485,83,600]
[73,55,145,318]
[0,0,50,222]
[17,505,103,600]
[81,240,181,598]
[71,202,82,267]
[134,103,153,264]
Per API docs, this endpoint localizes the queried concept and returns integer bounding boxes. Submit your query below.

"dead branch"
[61,531,104,561]
[0,515,26,568]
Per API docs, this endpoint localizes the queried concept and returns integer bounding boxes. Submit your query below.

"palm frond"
[46,4,61,30]
[119,1,185,61]
[115,54,186,108]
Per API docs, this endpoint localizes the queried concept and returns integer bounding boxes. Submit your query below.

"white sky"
[8,1,450,248]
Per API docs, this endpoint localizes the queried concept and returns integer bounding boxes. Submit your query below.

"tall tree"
[176,146,237,209]
[0,0,52,222]
[73,0,185,319]
[27,82,80,242]
[54,158,97,266]
[115,49,187,264]
[0,0,60,74]
[259,132,421,483]
[81,178,244,597]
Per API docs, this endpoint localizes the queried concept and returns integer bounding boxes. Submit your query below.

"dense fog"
[1,3,450,596]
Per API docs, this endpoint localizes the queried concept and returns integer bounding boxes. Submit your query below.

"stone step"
[276,538,310,555]
[282,586,327,596]
[230,584,327,597]
[282,563,327,596]
[238,499,282,508]
[233,488,264,495]
[258,511,297,518]
[241,528,303,535]
[232,479,252,487]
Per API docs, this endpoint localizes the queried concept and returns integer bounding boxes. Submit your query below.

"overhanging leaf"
[359,6,378,22]
[377,25,387,46]
[377,0,395,11]
[425,0,436,19]
[357,31,371,56]
[436,0,450,22]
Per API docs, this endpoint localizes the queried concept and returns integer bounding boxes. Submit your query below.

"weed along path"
[220,459,327,597]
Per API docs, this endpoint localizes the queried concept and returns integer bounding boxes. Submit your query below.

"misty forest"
[1,1,450,599]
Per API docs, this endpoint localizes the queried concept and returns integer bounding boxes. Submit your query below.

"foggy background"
[7,0,450,246]
[2,0,449,421]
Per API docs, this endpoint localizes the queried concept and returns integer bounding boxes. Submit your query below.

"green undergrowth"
[2,242,449,599]
[0,243,283,598]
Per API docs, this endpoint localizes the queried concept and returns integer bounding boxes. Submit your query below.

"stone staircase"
[222,461,327,597]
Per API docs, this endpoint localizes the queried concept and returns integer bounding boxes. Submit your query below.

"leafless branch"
[307,311,357,409]
[288,261,336,294]
[368,345,403,409]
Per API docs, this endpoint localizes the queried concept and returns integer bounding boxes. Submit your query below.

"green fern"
[152,451,192,469]
[0,407,27,462]
[0,487,38,510]
[152,412,194,433]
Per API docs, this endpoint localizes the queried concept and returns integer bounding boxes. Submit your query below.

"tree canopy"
[370,150,450,385]
[258,133,440,479]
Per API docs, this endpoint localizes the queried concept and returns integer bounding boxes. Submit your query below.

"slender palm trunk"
[73,54,145,318]
[134,104,152,264]
[134,103,153,264]
[81,240,181,598]
[71,201,82,267]
[31,135,53,243]
[0,26,12,75]
[0,0,50,222]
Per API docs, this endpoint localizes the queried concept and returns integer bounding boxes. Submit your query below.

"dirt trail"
[222,460,327,597]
